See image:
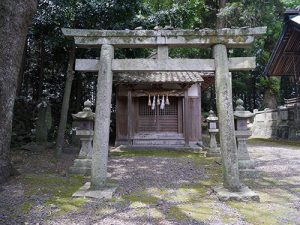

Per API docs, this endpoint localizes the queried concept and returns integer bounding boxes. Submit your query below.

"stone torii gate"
[62,27,266,198]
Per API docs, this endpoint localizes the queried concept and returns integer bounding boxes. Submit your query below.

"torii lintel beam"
[62,27,267,48]
[75,57,256,72]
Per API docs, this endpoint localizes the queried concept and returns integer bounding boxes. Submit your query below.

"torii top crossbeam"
[62,27,266,73]
[62,27,266,48]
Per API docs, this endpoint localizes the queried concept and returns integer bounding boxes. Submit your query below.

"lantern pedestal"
[235,130,258,178]
[206,110,221,157]
[206,128,221,157]
[77,130,93,159]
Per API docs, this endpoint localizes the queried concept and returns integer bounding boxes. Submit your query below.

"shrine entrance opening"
[137,96,180,133]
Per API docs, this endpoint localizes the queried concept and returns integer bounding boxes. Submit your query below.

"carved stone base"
[213,186,260,202]
[238,159,255,169]
[240,169,259,178]
[238,159,258,178]
[205,147,221,157]
[69,158,91,176]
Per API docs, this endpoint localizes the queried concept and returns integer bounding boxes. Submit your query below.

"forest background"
[11,0,299,147]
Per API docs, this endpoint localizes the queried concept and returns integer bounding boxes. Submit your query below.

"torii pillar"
[213,44,240,191]
[213,44,259,201]
[91,44,114,188]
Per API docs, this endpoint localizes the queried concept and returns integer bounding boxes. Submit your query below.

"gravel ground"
[1,141,300,225]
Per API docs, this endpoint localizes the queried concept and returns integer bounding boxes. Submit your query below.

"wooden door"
[137,97,181,132]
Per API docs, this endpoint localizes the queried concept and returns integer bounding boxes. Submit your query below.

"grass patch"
[249,138,300,148]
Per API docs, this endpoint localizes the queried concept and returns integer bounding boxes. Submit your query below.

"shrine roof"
[264,7,300,76]
[114,72,213,84]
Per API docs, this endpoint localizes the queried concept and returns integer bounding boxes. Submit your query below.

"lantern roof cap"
[72,99,95,120]
[206,110,218,121]
[234,99,254,118]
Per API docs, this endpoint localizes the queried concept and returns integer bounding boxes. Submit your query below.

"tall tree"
[0,0,37,183]
[55,44,75,158]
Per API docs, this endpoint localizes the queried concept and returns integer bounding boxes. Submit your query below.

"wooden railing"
[284,97,300,107]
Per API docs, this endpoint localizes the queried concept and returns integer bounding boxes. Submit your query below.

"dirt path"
[0,140,300,225]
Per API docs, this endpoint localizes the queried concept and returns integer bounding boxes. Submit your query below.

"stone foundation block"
[69,159,91,176]
[73,182,117,199]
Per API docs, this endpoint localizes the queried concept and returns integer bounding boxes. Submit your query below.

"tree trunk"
[34,38,45,101]
[0,0,37,184]
[55,44,76,158]
[263,89,277,109]
[16,38,28,96]
[216,0,226,29]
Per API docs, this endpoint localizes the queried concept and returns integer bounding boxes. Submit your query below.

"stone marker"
[36,101,52,143]
[234,99,258,178]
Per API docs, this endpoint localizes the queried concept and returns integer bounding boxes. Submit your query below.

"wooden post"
[157,46,168,59]
[91,44,114,188]
[127,89,133,145]
[198,83,202,143]
[213,44,241,192]
[184,89,189,146]
[55,44,75,157]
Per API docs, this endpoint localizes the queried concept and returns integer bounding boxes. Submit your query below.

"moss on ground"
[109,149,204,158]
[110,148,300,224]
[123,192,159,205]
[15,146,300,224]
[20,202,32,213]
[112,150,225,223]
[21,173,85,216]
[227,179,299,224]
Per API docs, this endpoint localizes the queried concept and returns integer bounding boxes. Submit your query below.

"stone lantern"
[206,110,220,157]
[234,99,257,178]
[69,100,95,175]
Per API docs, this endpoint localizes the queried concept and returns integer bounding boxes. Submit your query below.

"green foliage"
[138,0,209,29]
[257,77,281,96]
[12,0,300,145]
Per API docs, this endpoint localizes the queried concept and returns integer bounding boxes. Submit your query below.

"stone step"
[133,139,185,146]
[134,132,184,139]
